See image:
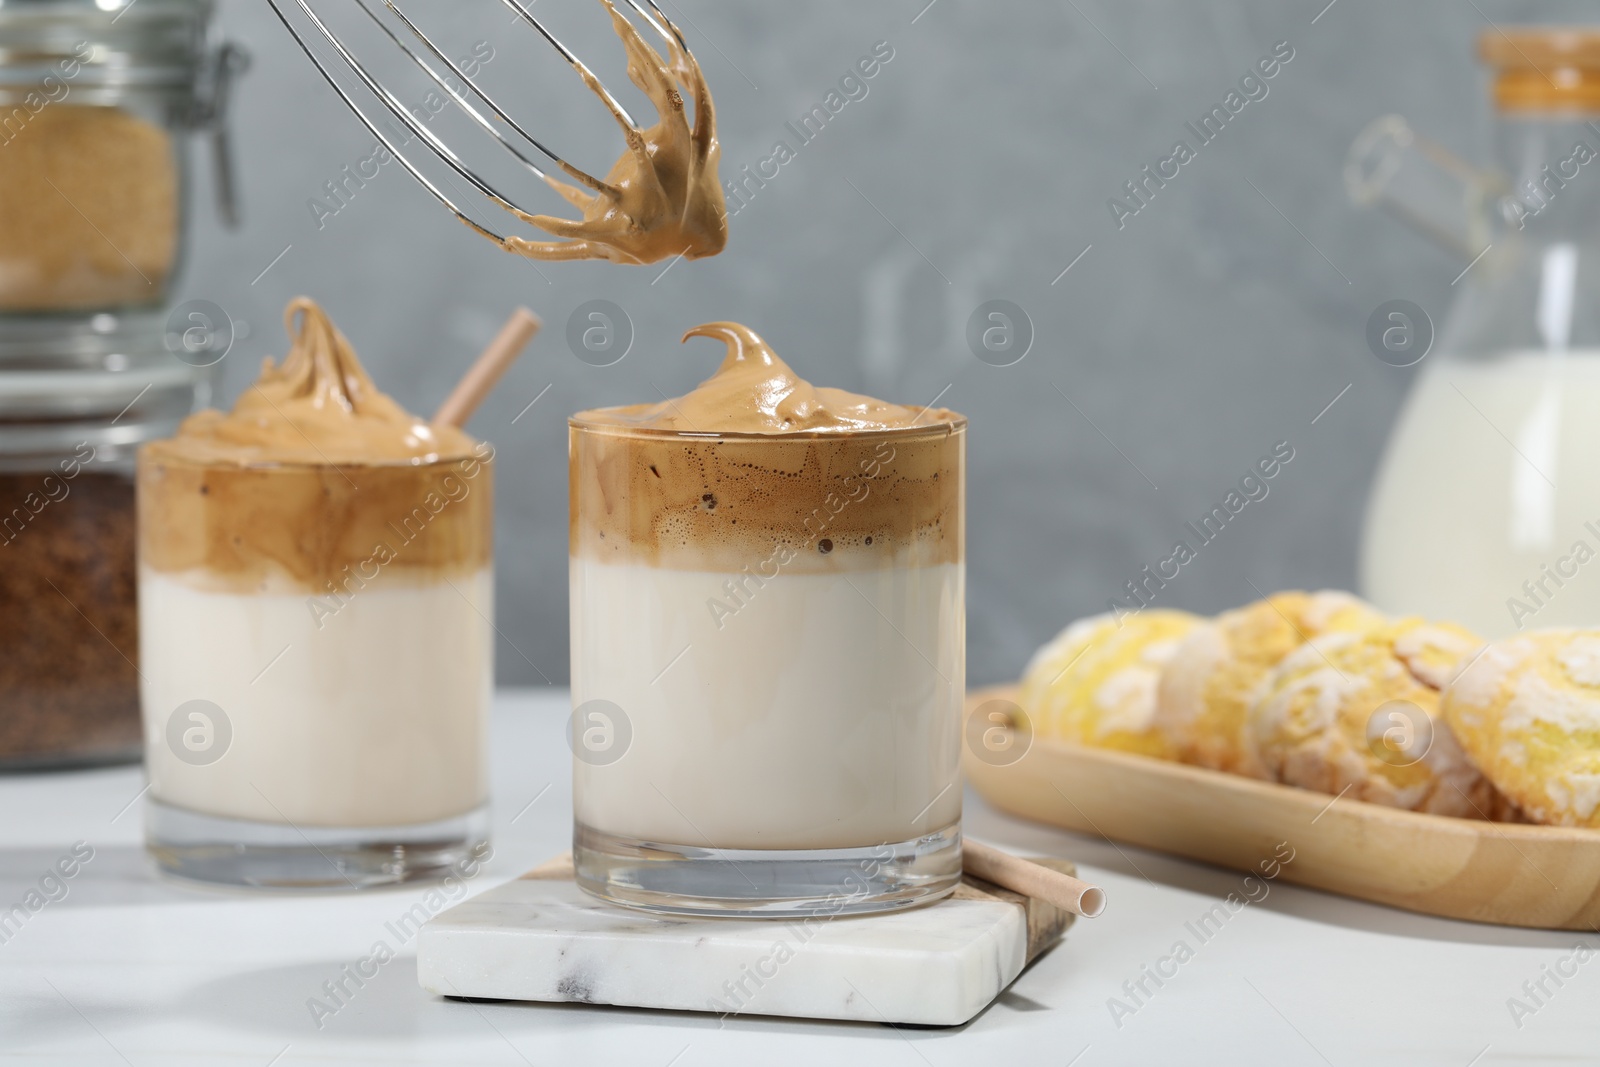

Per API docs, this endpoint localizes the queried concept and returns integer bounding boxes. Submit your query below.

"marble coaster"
[416,853,1076,1026]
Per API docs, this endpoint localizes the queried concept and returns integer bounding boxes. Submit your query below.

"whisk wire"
[263,0,512,243]
[265,0,713,251]
[284,0,539,229]
[379,2,616,199]
[625,0,687,57]
[496,0,637,133]
[355,0,552,183]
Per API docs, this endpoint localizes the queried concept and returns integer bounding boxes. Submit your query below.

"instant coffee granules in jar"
[0,314,211,769]
[0,452,141,767]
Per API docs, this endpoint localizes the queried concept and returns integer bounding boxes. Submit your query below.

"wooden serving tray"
[965,686,1600,930]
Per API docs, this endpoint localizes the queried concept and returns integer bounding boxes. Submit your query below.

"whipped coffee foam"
[158,296,474,465]
[578,322,962,434]
[570,322,964,572]
[140,298,492,594]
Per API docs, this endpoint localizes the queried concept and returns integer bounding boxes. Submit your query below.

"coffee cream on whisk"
[502,0,726,265]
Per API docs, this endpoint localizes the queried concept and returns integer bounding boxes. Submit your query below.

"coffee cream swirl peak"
[577,321,962,434]
[139,297,491,594]
[157,297,475,467]
[570,321,965,573]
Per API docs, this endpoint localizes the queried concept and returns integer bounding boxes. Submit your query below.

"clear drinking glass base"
[145,798,490,890]
[573,821,962,917]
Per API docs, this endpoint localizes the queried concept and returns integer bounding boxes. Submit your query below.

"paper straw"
[963,838,1106,918]
[433,307,542,427]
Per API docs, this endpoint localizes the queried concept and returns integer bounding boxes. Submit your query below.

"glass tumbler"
[138,444,495,888]
[569,414,966,916]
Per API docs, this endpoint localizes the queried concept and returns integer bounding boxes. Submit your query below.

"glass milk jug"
[1348,28,1600,639]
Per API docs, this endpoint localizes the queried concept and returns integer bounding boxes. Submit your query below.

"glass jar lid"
[0,0,213,96]
[0,313,209,468]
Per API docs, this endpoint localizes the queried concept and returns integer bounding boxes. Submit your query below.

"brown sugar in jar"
[0,0,248,315]
[0,104,179,313]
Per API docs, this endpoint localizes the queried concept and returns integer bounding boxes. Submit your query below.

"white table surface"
[2,689,1596,1066]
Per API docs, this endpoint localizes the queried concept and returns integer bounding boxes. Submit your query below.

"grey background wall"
[178,0,1588,686]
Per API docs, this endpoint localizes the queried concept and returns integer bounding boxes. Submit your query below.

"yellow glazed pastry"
[1019,610,1203,759]
[1249,618,1499,816]
[1154,590,1385,776]
[1443,630,1600,828]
